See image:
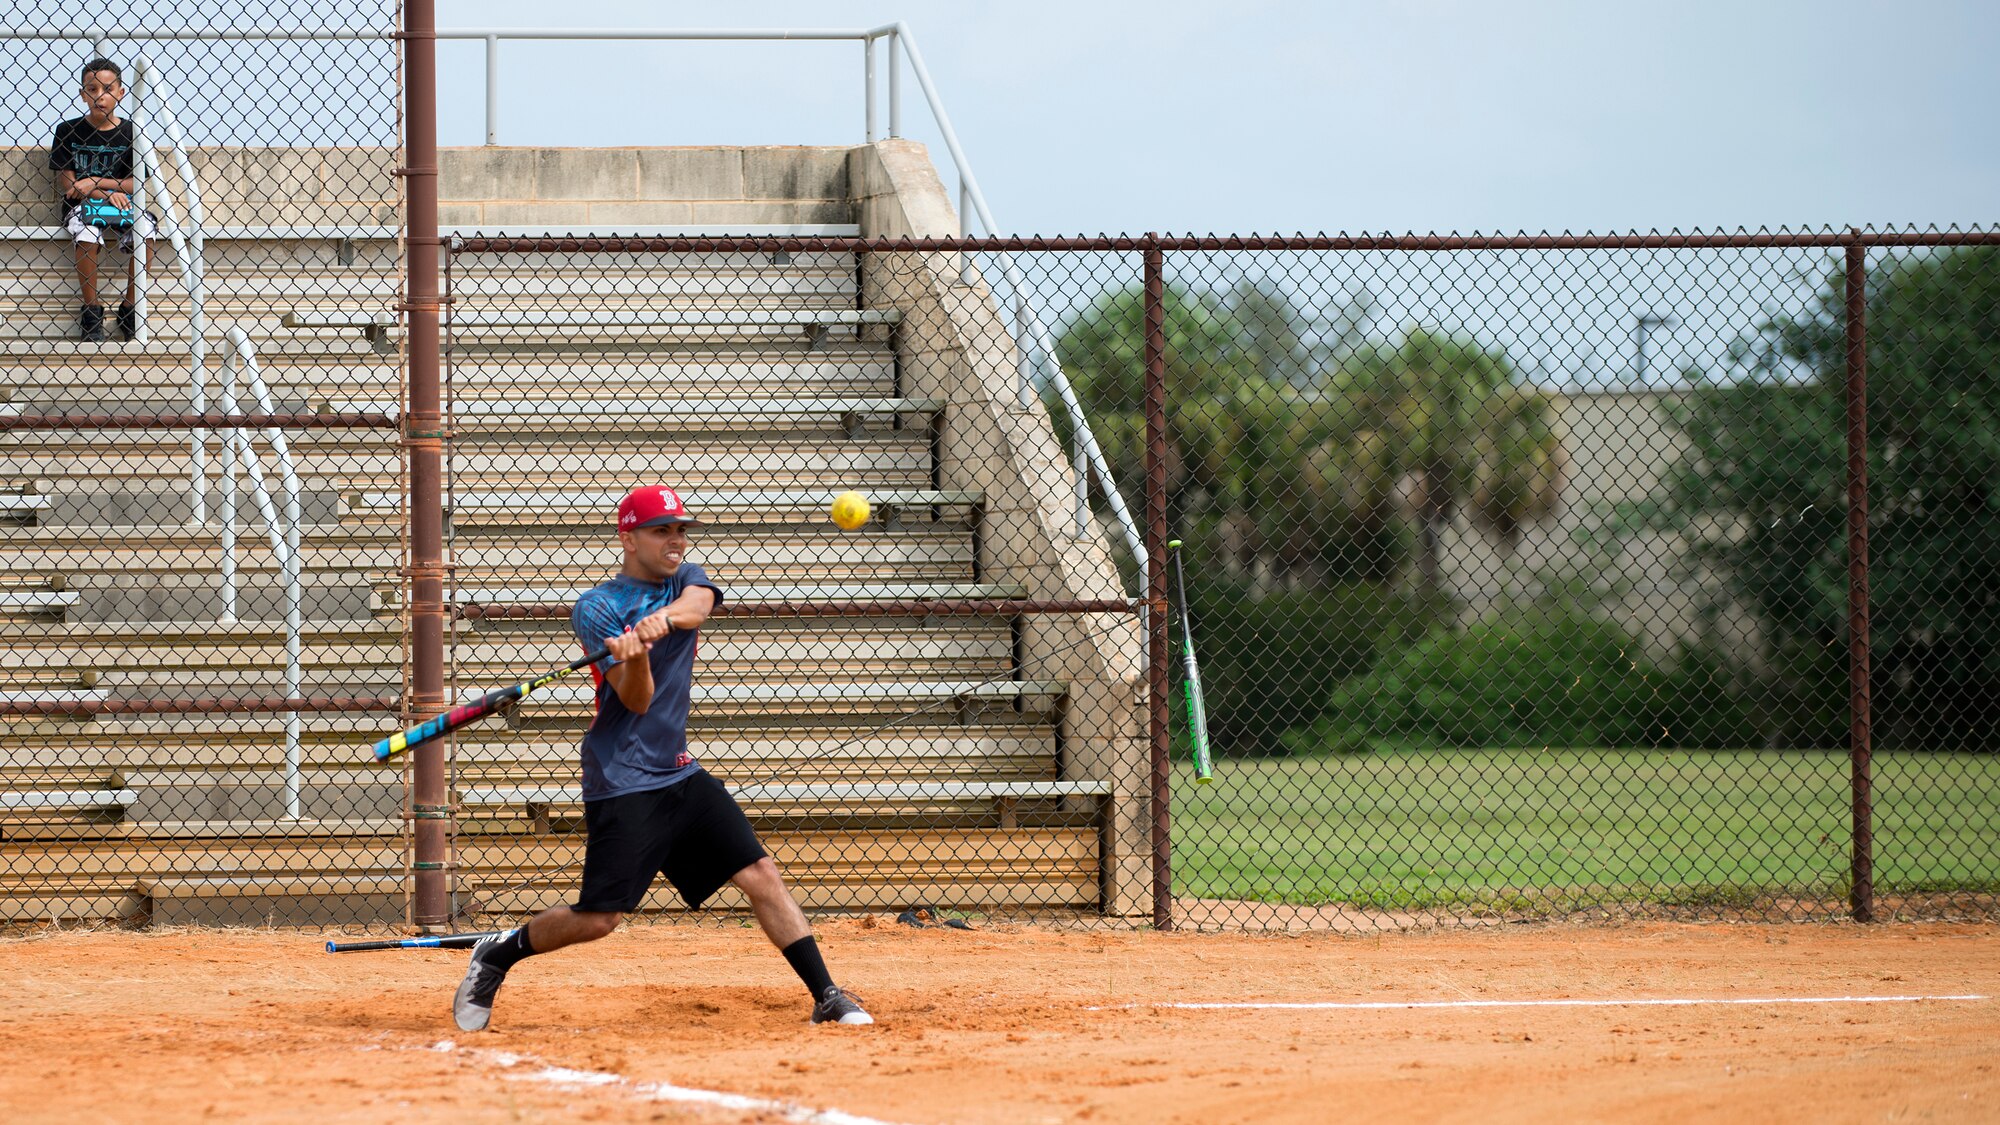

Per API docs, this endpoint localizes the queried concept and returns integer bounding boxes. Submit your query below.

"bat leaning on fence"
[370,648,608,761]
[325,931,507,953]
[1166,540,1214,783]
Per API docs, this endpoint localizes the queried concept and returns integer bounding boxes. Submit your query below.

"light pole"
[1631,313,1677,388]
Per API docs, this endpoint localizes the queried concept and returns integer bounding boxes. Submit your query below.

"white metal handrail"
[220,327,306,819]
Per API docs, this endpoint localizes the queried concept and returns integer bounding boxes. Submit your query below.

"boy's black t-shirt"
[48,116,138,220]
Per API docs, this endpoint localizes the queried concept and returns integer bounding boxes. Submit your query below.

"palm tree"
[1377,329,1566,591]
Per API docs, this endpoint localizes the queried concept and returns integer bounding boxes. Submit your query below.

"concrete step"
[0,621,1017,681]
[462,677,1065,717]
[137,874,407,926]
[0,724,1058,771]
[355,487,981,529]
[449,580,1027,607]
[0,334,389,359]
[0,524,975,585]
[0,270,858,303]
[16,821,1099,924]
[0,442,933,491]
[0,788,135,812]
[314,395,940,429]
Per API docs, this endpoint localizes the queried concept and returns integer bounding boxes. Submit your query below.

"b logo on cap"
[618,485,695,531]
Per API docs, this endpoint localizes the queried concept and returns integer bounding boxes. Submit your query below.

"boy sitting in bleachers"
[49,57,157,342]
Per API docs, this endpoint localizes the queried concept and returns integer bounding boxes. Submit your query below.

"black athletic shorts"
[574,769,768,912]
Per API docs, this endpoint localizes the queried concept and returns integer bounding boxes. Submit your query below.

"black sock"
[781,935,836,999]
[478,925,538,972]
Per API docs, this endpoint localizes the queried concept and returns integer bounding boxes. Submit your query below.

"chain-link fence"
[0,6,1993,933]
[0,3,405,925]
[428,236,1147,926]
[1138,233,2000,928]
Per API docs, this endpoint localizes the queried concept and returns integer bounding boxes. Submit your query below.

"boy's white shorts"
[64,206,157,253]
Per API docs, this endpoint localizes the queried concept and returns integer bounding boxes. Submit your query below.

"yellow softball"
[830,490,871,531]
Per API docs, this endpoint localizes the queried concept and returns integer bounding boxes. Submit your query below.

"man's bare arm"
[603,630,655,713]
[663,585,718,631]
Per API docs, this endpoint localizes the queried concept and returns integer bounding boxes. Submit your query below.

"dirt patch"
[1,919,1995,1123]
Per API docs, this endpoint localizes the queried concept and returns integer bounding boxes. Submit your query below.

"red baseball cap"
[617,485,700,531]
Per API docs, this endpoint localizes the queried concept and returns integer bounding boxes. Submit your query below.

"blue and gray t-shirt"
[49,116,138,221]
[571,567,723,800]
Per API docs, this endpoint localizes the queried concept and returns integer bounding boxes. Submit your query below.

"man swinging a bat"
[451,484,873,1030]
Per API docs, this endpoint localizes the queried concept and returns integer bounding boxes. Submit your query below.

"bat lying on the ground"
[325,931,506,953]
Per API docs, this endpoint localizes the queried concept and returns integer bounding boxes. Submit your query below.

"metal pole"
[863,36,876,142]
[484,35,498,145]
[1844,235,1874,924]
[887,28,901,138]
[404,0,452,930]
[1143,238,1171,931]
[1074,443,1090,539]
[960,180,975,285]
[216,354,239,622]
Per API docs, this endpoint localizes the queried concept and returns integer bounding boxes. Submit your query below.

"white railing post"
[485,35,499,145]
[216,351,240,623]
[887,28,901,138]
[1074,442,1090,539]
[228,329,305,820]
[864,35,876,142]
[125,52,150,344]
[960,180,975,285]
[127,53,209,528]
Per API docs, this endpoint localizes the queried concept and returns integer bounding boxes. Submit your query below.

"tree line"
[1050,247,1999,754]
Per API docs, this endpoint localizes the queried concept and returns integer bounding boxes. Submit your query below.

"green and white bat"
[1166,539,1213,783]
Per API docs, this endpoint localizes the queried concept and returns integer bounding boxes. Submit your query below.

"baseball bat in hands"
[371,648,607,761]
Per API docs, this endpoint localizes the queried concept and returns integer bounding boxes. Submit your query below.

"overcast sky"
[434,0,1999,236]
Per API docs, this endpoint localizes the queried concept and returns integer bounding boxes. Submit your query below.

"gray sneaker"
[810,984,874,1025]
[451,930,513,1031]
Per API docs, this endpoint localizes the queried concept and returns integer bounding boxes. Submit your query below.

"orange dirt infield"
[2,919,1995,1124]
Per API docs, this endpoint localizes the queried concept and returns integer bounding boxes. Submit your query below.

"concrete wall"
[851,140,1151,918]
[0,146,399,227]
[0,145,857,229]
[438,146,853,228]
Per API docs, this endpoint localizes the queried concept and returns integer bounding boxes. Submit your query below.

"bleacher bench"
[0,494,51,524]
[0,687,108,706]
[378,581,1031,618]
[0,590,80,616]
[453,581,1028,606]
[283,307,899,350]
[460,779,1111,831]
[456,679,1064,709]
[0,224,398,241]
[0,223,861,241]
[312,396,941,433]
[341,487,982,524]
[0,789,135,813]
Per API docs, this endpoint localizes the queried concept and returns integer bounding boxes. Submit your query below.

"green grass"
[1169,747,2000,912]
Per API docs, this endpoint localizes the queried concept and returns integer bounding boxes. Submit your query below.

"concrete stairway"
[0,144,1141,925]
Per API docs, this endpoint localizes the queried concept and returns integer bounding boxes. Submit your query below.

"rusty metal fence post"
[1143,236,1172,930]
[401,0,449,929]
[1845,233,1874,923]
